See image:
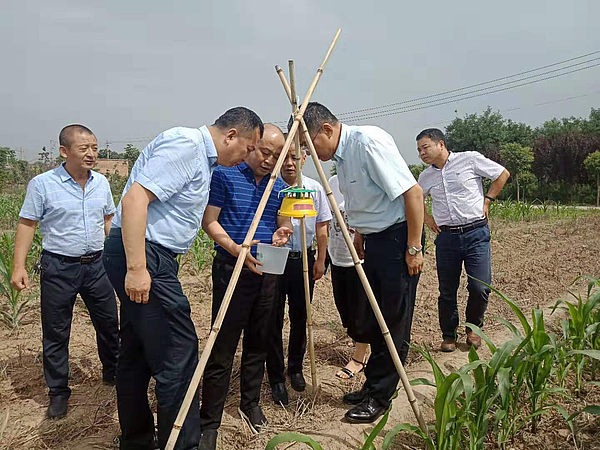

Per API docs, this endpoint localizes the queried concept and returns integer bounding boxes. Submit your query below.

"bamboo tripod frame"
[288,59,319,393]
[274,69,428,434]
[164,29,341,450]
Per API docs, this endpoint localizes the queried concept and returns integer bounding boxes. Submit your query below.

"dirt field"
[1,215,599,449]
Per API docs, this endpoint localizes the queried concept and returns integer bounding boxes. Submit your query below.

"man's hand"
[353,233,364,260]
[232,241,263,275]
[272,227,293,247]
[313,259,325,281]
[125,267,152,304]
[424,214,441,234]
[10,267,29,291]
[405,251,424,276]
[483,197,492,220]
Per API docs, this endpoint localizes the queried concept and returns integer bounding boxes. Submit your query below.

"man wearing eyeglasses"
[290,102,424,425]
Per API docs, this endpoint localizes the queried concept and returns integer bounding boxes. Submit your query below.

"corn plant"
[551,276,600,395]
[184,230,214,275]
[0,233,37,329]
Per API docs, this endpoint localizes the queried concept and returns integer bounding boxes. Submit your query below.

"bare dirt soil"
[1,215,599,449]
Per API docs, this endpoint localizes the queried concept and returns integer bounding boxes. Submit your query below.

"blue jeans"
[435,225,492,340]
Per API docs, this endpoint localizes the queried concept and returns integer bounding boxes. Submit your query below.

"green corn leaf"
[583,405,600,415]
[463,323,497,353]
[568,350,600,361]
[265,433,324,450]
[411,378,436,387]
[362,404,392,450]
[381,423,433,450]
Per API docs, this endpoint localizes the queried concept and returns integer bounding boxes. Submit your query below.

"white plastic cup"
[256,243,290,275]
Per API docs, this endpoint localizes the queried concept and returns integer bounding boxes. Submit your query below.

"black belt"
[440,218,488,235]
[42,250,102,264]
[288,248,315,260]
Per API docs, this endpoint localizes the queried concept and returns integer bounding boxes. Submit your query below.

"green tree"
[499,143,533,202]
[584,151,600,207]
[38,146,51,170]
[445,107,533,161]
[409,163,428,180]
[123,144,140,175]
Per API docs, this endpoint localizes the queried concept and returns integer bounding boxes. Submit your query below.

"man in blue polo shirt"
[200,124,292,449]
[102,107,263,450]
[11,124,119,420]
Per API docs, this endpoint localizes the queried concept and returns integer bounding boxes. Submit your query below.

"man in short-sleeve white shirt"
[294,102,424,425]
[417,128,510,353]
[266,147,332,406]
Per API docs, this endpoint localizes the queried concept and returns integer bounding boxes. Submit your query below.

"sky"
[1,0,599,179]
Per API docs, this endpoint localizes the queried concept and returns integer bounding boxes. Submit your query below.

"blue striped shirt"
[208,163,286,256]
[112,126,218,254]
[19,164,116,257]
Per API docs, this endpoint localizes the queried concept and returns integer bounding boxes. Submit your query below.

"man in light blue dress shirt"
[292,102,424,424]
[102,107,264,450]
[11,124,119,420]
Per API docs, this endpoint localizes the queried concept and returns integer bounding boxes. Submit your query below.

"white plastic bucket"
[256,243,290,275]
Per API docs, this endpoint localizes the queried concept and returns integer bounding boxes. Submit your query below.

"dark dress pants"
[103,230,200,450]
[435,225,492,340]
[266,252,315,384]
[40,250,118,398]
[199,254,278,431]
[360,223,421,408]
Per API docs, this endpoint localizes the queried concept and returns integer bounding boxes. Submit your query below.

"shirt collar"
[432,151,454,170]
[199,125,218,167]
[56,163,93,183]
[332,123,349,162]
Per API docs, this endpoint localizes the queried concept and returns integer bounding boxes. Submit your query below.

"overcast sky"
[1,0,599,178]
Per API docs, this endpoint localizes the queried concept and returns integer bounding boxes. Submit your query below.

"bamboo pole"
[289,59,319,392]
[164,29,341,450]
[274,70,428,434]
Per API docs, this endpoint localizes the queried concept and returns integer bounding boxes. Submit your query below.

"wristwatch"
[407,246,423,256]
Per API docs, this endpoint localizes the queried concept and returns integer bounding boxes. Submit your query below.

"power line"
[268,50,600,126]
[337,50,600,118]
[421,91,600,128]
[343,62,600,123]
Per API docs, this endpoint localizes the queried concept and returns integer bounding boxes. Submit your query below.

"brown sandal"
[335,358,366,379]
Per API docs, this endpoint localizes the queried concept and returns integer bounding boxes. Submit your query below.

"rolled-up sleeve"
[20,178,44,221]
[315,184,332,223]
[136,134,200,202]
[365,135,417,202]
[472,152,505,180]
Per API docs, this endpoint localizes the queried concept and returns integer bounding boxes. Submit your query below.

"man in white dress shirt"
[266,147,331,405]
[417,128,510,353]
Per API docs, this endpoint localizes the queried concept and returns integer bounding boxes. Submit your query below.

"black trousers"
[360,222,421,407]
[103,230,200,450]
[199,254,278,431]
[40,250,118,398]
[266,251,315,384]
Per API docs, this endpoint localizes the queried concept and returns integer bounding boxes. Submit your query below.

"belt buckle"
[450,227,461,234]
[80,254,95,264]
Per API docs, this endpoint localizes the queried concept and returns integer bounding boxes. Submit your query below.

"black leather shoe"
[289,372,306,392]
[198,429,218,450]
[238,406,268,434]
[271,382,289,406]
[343,384,369,405]
[47,395,68,419]
[344,396,387,424]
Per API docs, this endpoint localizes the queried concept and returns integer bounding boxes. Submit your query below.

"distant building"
[95,159,128,177]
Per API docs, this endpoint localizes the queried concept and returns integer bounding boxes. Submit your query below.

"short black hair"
[213,107,264,139]
[416,128,445,143]
[287,102,339,136]
[59,124,95,148]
